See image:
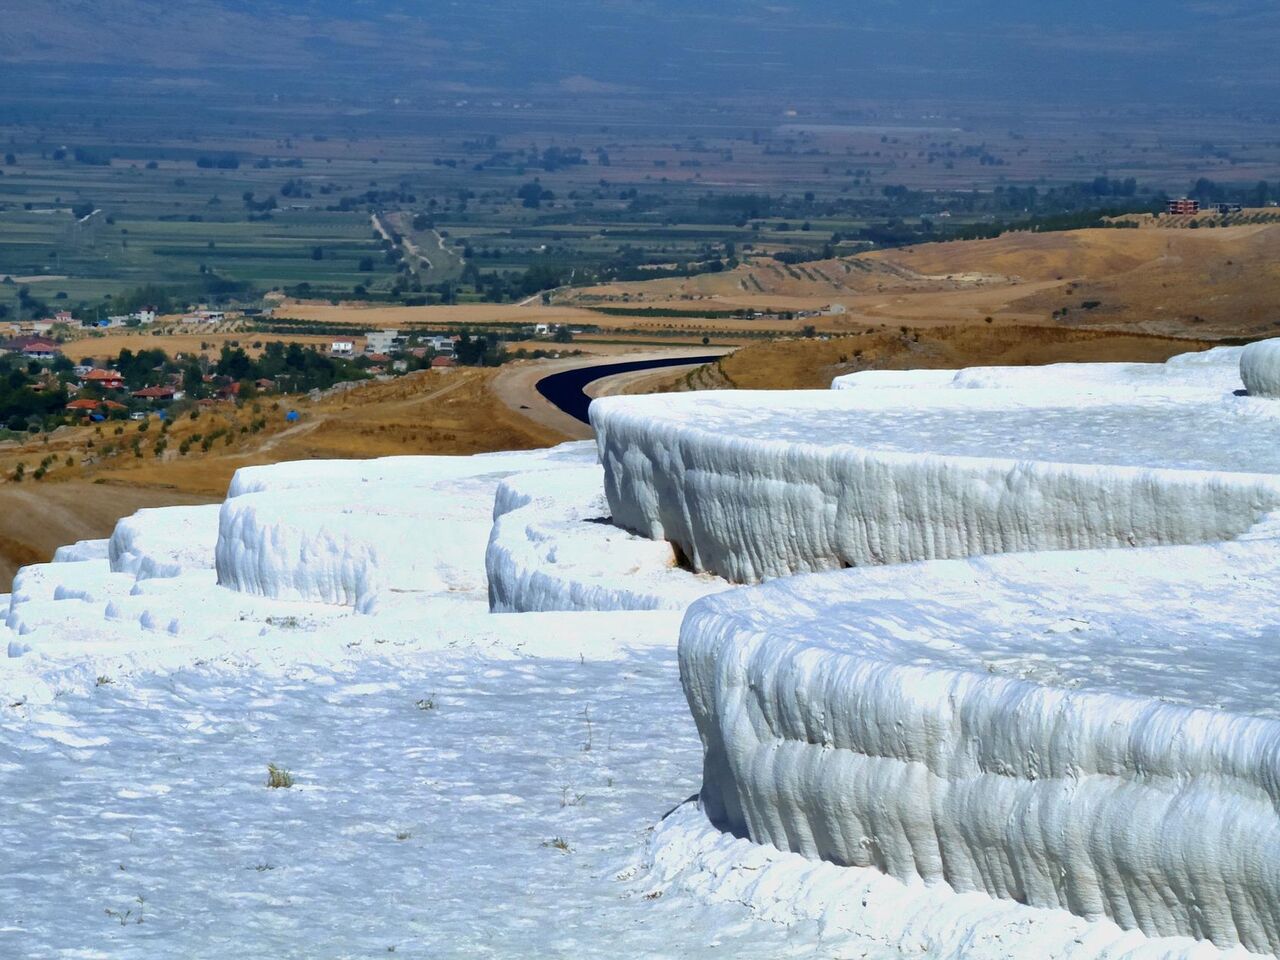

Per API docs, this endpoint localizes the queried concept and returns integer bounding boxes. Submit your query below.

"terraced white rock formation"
[679,534,1280,953]
[832,344,1245,395]
[214,442,597,611]
[591,363,1280,582]
[486,465,732,612]
[7,341,1280,958]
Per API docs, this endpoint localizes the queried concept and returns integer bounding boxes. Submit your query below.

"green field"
[1,106,1276,320]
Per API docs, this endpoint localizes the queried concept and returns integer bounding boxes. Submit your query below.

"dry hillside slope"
[651,327,1222,392]
[568,223,1280,340]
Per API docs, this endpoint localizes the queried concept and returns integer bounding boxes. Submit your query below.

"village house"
[80,368,126,391]
[431,355,457,370]
[65,398,127,416]
[424,335,455,356]
[0,336,63,361]
[184,309,225,324]
[365,329,406,355]
[132,385,178,402]
[330,338,355,357]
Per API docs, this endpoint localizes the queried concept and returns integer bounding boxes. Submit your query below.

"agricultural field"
[3,97,1279,328]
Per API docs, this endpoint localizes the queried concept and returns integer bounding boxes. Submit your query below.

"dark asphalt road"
[535,355,719,424]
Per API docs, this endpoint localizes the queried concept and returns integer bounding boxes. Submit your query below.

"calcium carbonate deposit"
[591,358,1280,582]
[5,342,1280,958]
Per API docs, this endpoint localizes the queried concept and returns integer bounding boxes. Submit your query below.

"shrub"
[266,764,294,789]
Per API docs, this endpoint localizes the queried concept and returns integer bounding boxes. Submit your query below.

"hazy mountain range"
[3,1,1276,113]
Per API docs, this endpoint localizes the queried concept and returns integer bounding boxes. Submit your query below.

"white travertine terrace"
[1241,339,1280,398]
[486,465,731,612]
[6,341,1280,957]
[591,356,1280,583]
[678,535,1280,953]
[214,443,596,611]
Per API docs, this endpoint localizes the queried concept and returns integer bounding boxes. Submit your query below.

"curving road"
[536,355,721,425]
[492,348,729,440]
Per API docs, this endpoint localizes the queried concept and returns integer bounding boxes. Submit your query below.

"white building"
[330,339,355,358]
[425,335,455,356]
[365,329,406,355]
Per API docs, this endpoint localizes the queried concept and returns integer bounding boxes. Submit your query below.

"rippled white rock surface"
[486,465,732,612]
[679,533,1280,954]
[1241,340,1280,398]
[592,379,1280,582]
[6,342,1280,958]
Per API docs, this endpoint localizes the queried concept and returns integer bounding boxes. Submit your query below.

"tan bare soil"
[648,326,1221,393]
[565,223,1280,340]
[0,482,214,588]
[277,302,602,329]
[66,328,342,362]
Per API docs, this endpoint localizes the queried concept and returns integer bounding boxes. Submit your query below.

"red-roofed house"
[431,355,457,369]
[80,369,125,390]
[66,398,127,414]
[0,336,62,361]
[132,385,177,402]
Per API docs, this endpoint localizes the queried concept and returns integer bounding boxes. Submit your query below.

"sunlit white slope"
[592,380,1280,583]
[679,533,1280,954]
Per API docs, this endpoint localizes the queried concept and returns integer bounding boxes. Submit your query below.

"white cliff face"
[486,465,733,612]
[678,533,1280,954]
[1241,340,1280,398]
[591,388,1280,583]
[214,443,598,612]
[109,505,222,580]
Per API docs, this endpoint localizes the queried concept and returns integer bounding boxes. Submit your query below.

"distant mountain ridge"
[2,1,1277,112]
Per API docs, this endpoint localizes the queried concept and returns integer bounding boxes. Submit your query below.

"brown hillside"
[651,327,1220,392]
[568,224,1280,340]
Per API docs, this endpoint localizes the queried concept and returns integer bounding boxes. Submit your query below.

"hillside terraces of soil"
[648,327,1221,393]
[567,223,1280,341]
